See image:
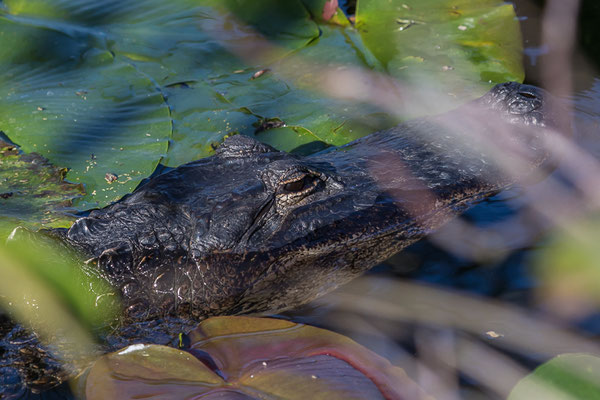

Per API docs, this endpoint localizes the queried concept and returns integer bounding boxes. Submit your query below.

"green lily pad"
[0,0,325,183]
[509,353,600,400]
[83,316,428,400]
[150,18,391,165]
[0,13,171,209]
[196,24,393,159]
[0,139,84,240]
[356,0,524,116]
[1,0,525,208]
[3,0,320,84]
[158,81,257,166]
[97,0,319,85]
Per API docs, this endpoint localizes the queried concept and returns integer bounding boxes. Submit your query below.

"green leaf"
[0,140,84,240]
[190,25,392,159]
[0,231,120,379]
[509,353,600,400]
[2,0,320,84]
[0,0,326,188]
[4,228,120,330]
[0,13,171,209]
[158,81,257,166]
[356,0,524,116]
[158,22,392,165]
[82,316,428,400]
[533,216,600,316]
[0,0,525,208]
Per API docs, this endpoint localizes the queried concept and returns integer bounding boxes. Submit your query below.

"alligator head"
[49,82,562,321]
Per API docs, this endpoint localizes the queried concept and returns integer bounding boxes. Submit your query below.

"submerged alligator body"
[2,82,562,395]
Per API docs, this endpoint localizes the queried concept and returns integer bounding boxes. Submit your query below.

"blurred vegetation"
[0,234,119,392]
[509,354,600,400]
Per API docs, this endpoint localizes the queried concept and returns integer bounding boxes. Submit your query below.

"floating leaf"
[0,12,171,209]
[356,0,524,116]
[196,24,392,159]
[0,139,84,240]
[83,316,429,400]
[0,0,525,207]
[158,81,257,166]
[150,18,390,165]
[2,0,320,86]
[509,353,600,400]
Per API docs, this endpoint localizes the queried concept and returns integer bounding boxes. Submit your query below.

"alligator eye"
[518,91,537,99]
[283,177,308,192]
[279,173,320,196]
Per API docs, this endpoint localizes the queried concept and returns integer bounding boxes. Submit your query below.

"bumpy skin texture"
[55,82,557,321]
[1,82,561,396]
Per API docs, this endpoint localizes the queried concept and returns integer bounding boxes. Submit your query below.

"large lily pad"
[0,139,83,240]
[10,0,321,84]
[196,24,393,162]
[83,316,429,400]
[356,0,524,115]
[0,13,171,209]
[0,0,524,208]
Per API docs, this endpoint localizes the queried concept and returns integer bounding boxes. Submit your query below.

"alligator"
[1,82,562,396]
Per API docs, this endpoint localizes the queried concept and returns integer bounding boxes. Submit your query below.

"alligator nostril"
[518,91,537,99]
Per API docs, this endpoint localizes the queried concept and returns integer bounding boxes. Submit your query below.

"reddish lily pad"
[83,316,429,400]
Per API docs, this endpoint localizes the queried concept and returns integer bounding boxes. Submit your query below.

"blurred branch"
[319,277,600,357]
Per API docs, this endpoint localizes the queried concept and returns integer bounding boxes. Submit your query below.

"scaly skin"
[55,82,559,320]
[1,82,564,396]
